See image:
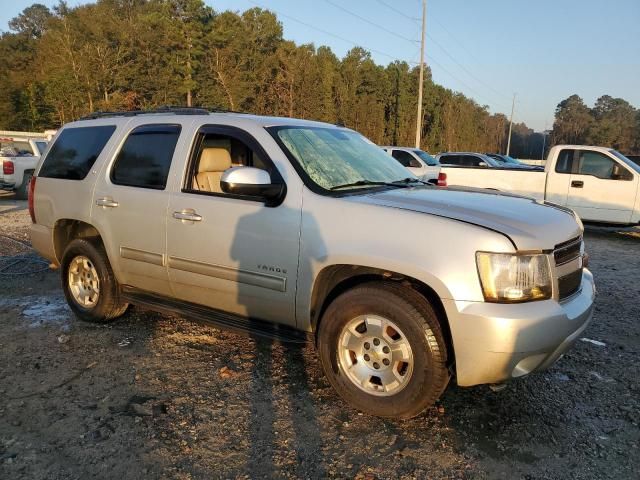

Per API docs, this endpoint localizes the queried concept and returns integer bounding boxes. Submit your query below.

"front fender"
[295,192,515,330]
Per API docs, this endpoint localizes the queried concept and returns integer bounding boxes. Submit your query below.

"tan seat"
[195,147,232,193]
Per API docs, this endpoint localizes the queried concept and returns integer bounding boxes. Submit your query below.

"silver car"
[29,108,595,419]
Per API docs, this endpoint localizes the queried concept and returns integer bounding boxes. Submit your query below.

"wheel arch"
[53,218,104,263]
[310,264,455,367]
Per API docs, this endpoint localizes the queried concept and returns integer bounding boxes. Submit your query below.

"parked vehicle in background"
[437,152,500,168]
[441,145,640,225]
[0,133,49,199]
[380,146,442,184]
[437,152,539,171]
[29,109,594,419]
[486,153,543,170]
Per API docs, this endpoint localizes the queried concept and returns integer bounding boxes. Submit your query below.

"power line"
[322,0,418,45]
[424,53,502,108]
[247,0,509,112]
[373,0,420,22]
[425,33,512,104]
[320,0,510,109]
[430,17,528,107]
[246,0,418,64]
[431,17,485,67]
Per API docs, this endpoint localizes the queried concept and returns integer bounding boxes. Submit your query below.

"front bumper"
[443,269,596,386]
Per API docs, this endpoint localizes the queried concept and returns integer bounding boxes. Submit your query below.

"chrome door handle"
[172,210,202,222]
[96,197,119,208]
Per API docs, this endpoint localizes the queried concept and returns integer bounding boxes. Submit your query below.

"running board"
[121,286,310,344]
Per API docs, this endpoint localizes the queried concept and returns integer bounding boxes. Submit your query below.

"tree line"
[551,94,640,154]
[0,1,637,157]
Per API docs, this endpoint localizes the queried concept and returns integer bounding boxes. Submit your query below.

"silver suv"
[29,108,595,419]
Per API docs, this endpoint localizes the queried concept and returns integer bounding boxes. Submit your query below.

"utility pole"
[393,66,400,145]
[541,122,548,160]
[506,93,515,156]
[415,0,426,148]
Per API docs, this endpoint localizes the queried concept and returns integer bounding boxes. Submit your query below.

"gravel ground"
[1,192,639,479]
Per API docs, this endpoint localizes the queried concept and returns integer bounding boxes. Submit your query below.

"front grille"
[558,269,582,299]
[553,236,583,300]
[554,236,582,265]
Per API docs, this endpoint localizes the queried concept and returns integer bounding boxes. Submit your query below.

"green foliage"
[0,0,589,158]
[552,94,639,154]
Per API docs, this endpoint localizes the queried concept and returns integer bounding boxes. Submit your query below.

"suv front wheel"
[318,282,449,419]
[61,238,128,322]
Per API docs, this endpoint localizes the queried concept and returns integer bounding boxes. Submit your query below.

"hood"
[352,186,581,251]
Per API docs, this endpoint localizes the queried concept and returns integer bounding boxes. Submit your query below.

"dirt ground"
[1,192,639,480]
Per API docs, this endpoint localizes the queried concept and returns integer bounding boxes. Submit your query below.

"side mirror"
[220,166,285,205]
[478,161,488,167]
[611,163,630,180]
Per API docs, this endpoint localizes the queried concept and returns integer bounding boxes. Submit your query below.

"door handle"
[571,181,584,188]
[96,197,119,208]
[172,210,202,222]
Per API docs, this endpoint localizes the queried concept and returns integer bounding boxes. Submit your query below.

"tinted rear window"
[111,124,181,190]
[439,155,459,165]
[39,126,116,180]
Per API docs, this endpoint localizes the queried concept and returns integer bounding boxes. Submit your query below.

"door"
[544,148,573,206]
[91,123,184,296]
[166,125,301,327]
[566,149,638,223]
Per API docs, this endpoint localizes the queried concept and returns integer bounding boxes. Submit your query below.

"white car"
[440,145,640,225]
[381,146,444,185]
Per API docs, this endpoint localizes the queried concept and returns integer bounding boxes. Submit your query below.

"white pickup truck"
[0,135,49,199]
[441,145,640,225]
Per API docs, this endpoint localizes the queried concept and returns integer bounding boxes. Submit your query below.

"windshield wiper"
[392,177,431,186]
[330,177,431,191]
[330,179,409,191]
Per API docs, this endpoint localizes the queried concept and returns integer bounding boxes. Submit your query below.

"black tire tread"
[61,238,128,323]
[318,281,450,419]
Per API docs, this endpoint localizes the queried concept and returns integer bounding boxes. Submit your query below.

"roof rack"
[79,106,238,120]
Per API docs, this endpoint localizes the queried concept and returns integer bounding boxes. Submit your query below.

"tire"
[318,281,449,419]
[15,172,32,200]
[61,238,128,322]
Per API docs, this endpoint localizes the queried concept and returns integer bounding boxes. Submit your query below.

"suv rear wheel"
[61,238,128,322]
[318,282,449,419]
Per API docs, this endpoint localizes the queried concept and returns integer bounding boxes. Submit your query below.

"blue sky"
[2,0,639,131]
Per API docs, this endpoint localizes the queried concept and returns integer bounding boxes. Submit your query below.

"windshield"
[272,127,417,191]
[502,155,521,164]
[413,149,439,166]
[609,149,640,174]
[489,154,519,164]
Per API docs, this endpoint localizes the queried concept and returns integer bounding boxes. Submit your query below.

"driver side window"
[186,133,268,194]
[577,151,631,180]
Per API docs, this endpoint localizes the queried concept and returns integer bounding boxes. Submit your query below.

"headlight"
[476,252,552,303]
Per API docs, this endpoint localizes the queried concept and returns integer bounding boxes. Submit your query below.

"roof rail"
[79,106,234,120]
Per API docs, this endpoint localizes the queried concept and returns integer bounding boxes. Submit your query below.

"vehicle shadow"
[231,205,328,477]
